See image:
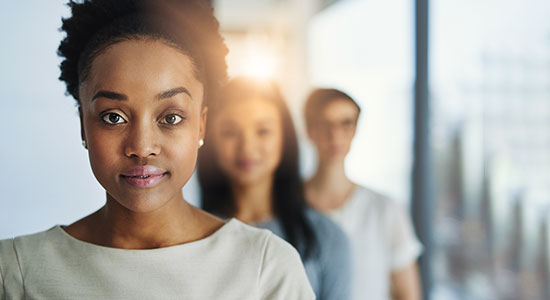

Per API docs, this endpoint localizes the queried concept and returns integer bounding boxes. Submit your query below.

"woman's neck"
[232,177,274,224]
[66,192,222,249]
[101,195,191,247]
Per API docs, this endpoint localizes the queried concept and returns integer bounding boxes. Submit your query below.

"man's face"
[308,98,359,163]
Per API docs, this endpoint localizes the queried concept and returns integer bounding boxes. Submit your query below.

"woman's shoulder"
[220,218,278,249]
[0,227,61,298]
[305,208,348,241]
[0,226,65,273]
[215,219,315,299]
[1,226,61,256]
[251,224,315,299]
[303,208,351,298]
[304,208,350,262]
[223,219,303,260]
[209,219,303,265]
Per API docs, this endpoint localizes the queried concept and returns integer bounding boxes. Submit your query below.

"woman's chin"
[107,192,174,214]
[233,173,268,187]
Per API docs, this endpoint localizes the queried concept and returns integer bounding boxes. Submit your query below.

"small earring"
[199,139,204,147]
[82,140,88,149]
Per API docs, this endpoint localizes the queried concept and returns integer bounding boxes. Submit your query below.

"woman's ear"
[305,123,315,141]
[199,106,208,146]
[79,107,87,144]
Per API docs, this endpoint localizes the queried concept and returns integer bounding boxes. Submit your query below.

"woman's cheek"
[215,141,236,172]
[266,133,283,157]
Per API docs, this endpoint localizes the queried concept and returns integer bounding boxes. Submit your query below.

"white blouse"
[326,185,422,300]
[0,218,315,299]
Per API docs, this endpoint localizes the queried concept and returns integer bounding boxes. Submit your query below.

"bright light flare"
[242,49,277,80]
[225,33,282,81]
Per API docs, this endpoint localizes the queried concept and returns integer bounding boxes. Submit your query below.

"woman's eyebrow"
[157,87,192,100]
[92,90,128,101]
[257,118,278,125]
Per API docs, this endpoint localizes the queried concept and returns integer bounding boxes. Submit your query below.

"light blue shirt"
[257,208,351,300]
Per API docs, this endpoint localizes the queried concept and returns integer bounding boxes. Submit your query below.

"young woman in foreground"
[198,78,351,300]
[0,1,314,299]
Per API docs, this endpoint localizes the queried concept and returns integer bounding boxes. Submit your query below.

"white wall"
[305,0,414,203]
[0,1,98,239]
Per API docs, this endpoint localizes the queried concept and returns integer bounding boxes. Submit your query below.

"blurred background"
[0,0,548,299]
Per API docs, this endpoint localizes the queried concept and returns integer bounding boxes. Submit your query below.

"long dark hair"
[198,78,316,259]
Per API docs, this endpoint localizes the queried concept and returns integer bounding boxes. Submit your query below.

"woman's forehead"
[80,39,204,104]
[215,97,281,123]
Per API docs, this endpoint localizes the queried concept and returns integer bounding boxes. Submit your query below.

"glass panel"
[430,0,550,298]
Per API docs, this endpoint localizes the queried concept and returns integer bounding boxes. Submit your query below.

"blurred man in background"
[304,88,423,300]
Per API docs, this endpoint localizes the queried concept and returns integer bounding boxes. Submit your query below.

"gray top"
[0,219,315,300]
[257,208,351,300]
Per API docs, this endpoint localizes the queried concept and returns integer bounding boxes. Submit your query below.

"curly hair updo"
[58,0,228,106]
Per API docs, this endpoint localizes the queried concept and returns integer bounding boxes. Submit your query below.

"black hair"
[304,88,361,129]
[198,78,317,259]
[58,0,228,106]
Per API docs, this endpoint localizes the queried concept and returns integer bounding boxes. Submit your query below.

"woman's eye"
[160,114,183,125]
[102,113,126,125]
[258,128,271,136]
[221,130,237,137]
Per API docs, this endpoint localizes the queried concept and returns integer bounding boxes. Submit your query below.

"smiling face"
[78,39,206,213]
[307,98,359,163]
[210,97,283,187]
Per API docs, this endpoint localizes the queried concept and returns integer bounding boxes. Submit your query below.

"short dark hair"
[198,77,317,259]
[58,0,228,106]
[304,88,361,129]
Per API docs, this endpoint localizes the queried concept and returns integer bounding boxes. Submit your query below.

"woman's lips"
[120,165,168,188]
[236,159,258,170]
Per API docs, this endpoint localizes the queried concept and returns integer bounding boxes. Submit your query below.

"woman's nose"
[123,121,161,159]
[238,130,256,155]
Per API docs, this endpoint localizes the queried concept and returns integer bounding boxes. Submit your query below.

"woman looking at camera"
[0,1,314,299]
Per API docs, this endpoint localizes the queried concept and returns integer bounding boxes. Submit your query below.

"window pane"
[430,0,550,298]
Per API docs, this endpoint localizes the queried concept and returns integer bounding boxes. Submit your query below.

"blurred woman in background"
[199,78,351,300]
